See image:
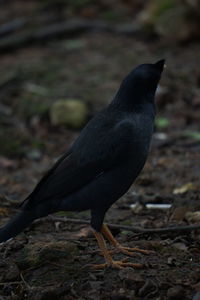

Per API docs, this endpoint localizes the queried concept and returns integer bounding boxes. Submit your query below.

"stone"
[16,241,78,269]
[167,285,185,299]
[50,99,88,129]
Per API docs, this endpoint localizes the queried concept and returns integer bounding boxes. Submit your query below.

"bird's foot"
[99,249,115,256]
[91,258,143,270]
[100,224,153,257]
[115,245,154,257]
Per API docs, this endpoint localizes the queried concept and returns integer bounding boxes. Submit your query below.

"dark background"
[0,1,200,299]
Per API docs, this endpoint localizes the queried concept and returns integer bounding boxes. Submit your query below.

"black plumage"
[0,60,165,268]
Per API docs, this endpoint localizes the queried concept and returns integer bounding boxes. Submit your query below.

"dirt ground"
[0,2,200,299]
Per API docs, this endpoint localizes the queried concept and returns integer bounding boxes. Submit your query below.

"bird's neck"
[111,85,156,117]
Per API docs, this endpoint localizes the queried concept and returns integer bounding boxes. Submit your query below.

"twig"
[0,19,26,38]
[0,19,140,53]
[0,281,23,285]
[33,216,200,234]
[20,273,31,289]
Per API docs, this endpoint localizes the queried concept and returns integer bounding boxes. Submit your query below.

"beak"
[154,59,166,72]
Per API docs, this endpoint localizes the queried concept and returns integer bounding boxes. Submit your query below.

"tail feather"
[0,211,35,243]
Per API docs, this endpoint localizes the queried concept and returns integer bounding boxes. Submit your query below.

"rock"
[50,99,88,129]
[0,261,20,281]
[172,242,188,251]
[16,241,78,269]
[167,285,185,299]
[4,263,20,281]
[138,0,178,33]
[170,206,192,222]
[138,0,200,41]
[153,5,189,41]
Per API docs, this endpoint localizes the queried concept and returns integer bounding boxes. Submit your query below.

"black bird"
[0,60,165,268]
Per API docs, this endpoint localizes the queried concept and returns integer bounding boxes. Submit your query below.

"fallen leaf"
[72,227,91,238]
[173,182,198,195]
[185,211,200,223]
[170,206,191,221]
[130,202,143,213]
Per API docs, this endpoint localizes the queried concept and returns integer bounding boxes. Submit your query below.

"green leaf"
[155,117,170,128]
[182,130,200,141]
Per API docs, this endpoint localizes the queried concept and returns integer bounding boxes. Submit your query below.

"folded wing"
[23,119,134,209]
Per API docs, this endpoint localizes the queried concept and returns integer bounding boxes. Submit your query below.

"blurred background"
[0,1,200,297]
[0,0,200,206]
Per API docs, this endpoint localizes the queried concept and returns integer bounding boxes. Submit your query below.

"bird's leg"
[101,224,153,257]
[91,230,142,269]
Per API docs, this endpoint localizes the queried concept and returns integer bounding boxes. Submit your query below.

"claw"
[91,260,143,270]
[99,249,115,256]
[117,246,154,257]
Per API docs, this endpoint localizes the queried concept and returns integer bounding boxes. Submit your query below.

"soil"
[0,2,200,299]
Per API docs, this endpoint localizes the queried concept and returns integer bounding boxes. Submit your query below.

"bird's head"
[127,59,165,93]
[116,59,165,104]
[132,59,165,86]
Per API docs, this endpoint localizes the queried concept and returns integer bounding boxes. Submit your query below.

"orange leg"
[91,230,142,269]
[101,224,153,257]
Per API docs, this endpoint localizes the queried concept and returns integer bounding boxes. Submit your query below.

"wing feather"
[23,118,134,209]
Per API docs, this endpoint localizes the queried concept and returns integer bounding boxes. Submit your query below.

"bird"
[0,59,165,269]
